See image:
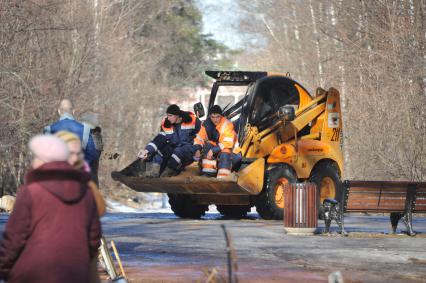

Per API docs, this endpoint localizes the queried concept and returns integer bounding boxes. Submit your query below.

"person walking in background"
[0,135,101,283]
[44,99,99,173]
[137,104,201,177]
[80,111,103,185]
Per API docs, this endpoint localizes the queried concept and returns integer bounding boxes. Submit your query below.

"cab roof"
[205,71,268,83]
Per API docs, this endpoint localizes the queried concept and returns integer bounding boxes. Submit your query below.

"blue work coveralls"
[44,113,98,168]
[145,112,201,171]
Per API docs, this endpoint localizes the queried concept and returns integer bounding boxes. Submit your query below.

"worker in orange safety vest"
[193,105,242,178]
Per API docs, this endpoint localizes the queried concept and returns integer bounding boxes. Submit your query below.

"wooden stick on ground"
[111,240,127,279]
[221,224,238,283]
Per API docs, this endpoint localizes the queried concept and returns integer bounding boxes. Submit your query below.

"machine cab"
[201,71,313,142]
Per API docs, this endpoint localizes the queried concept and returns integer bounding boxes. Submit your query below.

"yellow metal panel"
[295,139,343,178]
[295,93,326,116]
[292,103,325,131]
[300,132,320,140]
[240,126,255,156]
[243,127,279,158]
[320,88,344,175]
[268,143,296,164]
[255,132,279,156]
[237,158,265,194]
[321,88,342,144]
[267,139,343,179]
[278,123,297,144]
[295,84,312,109]
[309,113,324,135]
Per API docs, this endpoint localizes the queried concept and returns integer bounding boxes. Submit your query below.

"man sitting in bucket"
[137,104,201,177]
[193,105,242,179]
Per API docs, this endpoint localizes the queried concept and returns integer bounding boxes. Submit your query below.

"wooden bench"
[340,180,426,235]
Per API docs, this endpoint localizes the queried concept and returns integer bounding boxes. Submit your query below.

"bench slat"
[342,181,426,235]
[413,203,426,212]
[346,203,406,209]
[345,180,426,188]
[344,181,426,212]
[348,186,415,192]
[348,195,406,201]
[347,194,406,200]
[414,191,426,211]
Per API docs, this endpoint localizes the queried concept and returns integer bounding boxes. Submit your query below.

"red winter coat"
[0,161,101,283]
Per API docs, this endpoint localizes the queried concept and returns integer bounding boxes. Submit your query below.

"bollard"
[283,183,319,235]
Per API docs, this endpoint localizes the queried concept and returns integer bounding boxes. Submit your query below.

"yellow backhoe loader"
[112,71,343,220]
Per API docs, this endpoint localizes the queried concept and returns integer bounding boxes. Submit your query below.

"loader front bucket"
[111,160,260,195]
[237,157,265,195]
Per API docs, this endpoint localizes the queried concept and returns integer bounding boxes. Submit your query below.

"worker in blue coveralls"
[137,104,201,178]
[43,99,98,172]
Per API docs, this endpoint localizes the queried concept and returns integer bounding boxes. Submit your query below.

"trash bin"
[283,183,319,235]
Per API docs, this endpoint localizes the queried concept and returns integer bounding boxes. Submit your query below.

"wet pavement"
[0,211,425,282]
[99,211,426,283]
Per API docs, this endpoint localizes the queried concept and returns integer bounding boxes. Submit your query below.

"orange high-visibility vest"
[194,117,241,154]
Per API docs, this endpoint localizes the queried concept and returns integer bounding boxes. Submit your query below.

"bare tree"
[235,0,426,181]
[0,0,231,196]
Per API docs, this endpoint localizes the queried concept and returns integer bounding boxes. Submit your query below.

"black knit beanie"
[210,105,223,115]
[166,104,181,115]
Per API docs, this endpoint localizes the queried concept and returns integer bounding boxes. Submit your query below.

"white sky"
[196,0,245,49]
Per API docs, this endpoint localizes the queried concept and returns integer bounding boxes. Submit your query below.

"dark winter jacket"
[0,161,101,283]
[44,113,99,167]
[162,111,201,147]
[146,111,201,155]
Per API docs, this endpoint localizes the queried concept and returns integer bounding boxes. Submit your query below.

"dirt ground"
[96,211,426,283]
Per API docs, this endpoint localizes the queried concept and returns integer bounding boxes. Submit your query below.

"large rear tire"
[168,194,208,219]
[255,165,297,220]
[216,205,251,219]
[308,161,342,218]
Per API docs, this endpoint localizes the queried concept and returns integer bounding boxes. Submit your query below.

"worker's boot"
[141,162,161,178]
[216,172,237,181]
[161,166,179,177]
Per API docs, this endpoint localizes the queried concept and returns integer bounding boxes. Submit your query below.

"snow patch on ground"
[106,199,140,213]
[106,194,258,216]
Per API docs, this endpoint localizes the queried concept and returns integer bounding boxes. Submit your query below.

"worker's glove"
[206,149,214,160]
[137,149,149,160]
[193,150,201,161]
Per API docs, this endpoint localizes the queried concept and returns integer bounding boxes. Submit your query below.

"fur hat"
[210,105,223,115]
[29,135,69,162]
[166,104,181,116]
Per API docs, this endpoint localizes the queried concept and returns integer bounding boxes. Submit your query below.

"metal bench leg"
[335,206,347,236]
[402,210,415,236]
[324,218,331,233]
[402,184,417,236]
[339,182,348,236]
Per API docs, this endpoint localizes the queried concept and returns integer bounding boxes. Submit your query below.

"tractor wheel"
[308,162,342,218]
[255,165,297,220]
[216,205,251,219]
[168,194,208,219]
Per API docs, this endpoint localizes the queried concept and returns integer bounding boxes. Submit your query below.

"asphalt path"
[0,211,425,282]
[98,211,426,283]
